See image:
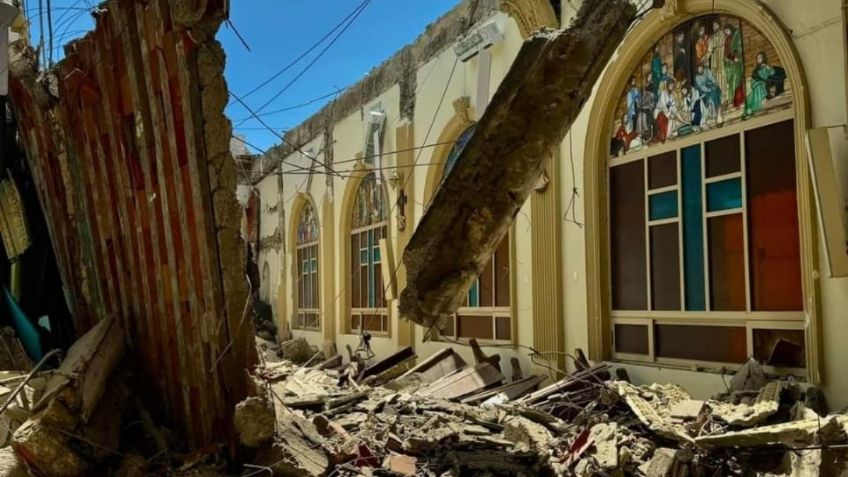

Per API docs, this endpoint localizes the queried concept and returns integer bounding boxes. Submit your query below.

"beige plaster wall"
[259,11,541,376]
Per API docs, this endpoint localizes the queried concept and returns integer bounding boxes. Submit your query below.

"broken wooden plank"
[419,362,503,400]
[398,348,467,384]
[461,374,546,405]
[31,317,125,422]
[359,346,416,381]
[314,354,343,371]
[519,364,609,405]
[399,0,639,327]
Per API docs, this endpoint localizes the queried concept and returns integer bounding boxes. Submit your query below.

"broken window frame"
[294,201,320,331]
[608,110,806,374]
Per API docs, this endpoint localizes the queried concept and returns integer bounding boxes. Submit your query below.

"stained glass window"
[610,15,792,158]
[351,172,389,333]
[295,201,320,330]
[608,14,803,368]
[442,124,477,183]
[438,124,511,342]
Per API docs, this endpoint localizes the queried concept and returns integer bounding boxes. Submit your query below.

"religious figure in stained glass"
[626,76,640,132]
[694,63,722,122]
[673,30,690,83]
[745,52,787,114]
[723,23,745,108]
[609,14,793,158]
[442,124,476,181]
[297,201,318,245]
[352,172,387,230]
[709,18,727,102]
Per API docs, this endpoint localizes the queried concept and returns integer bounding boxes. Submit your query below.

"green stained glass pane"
[372,246,381,263]
[707,178,742,212]
[468,280,480,308]
[649,190,678,220]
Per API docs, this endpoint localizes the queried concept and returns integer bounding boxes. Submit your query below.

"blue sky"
[26,0,461,152]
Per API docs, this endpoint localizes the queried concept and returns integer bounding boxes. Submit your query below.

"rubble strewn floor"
[229,340,848,476]
[0,324,846,476]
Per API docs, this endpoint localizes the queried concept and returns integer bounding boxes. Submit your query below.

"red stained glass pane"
[648,151,677,189]
[655,324,747,363]
[610,161,647,310]
[457,315,493,340]
[650,223,681,310]
[705,135,741,178]
[362,315,385,332]
[495,317,511,341]
[708,213,746,311]
[745,120,802,311]
[614,324,649,355]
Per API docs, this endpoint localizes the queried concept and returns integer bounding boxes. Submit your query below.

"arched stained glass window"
[606,14,803,368]
[609,15,792,158]
[350,172,389,333]
[438,123,512,342]
[441,124,477,182]
[295,201,320,330]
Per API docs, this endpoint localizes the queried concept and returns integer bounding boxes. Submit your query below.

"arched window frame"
[293,198,320,331]
[347,170,390,335]
[425,121,516,344]
[582,1,821,381]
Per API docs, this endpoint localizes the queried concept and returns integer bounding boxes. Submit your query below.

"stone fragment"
[729,358,767,392]
[503,415,554,451]
[234,396,276,447]
[589,422,619,469]
[383,454,417,476]
[254,422,330,477]
[669,399,705,420]
[640,448,676,477]
[280,338,314,364]
[711,381,782,426]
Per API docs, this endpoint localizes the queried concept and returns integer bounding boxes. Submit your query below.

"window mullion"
[740,132,752,313]
[700,141,711,312]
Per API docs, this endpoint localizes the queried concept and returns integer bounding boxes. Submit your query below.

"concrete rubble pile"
[0,320,842,476]
[234,344,848,477]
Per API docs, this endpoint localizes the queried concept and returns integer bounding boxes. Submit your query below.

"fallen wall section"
[8,0,256,448]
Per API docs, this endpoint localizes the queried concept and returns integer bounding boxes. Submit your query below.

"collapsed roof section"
[399,0,641,329]
[7,0,256,449]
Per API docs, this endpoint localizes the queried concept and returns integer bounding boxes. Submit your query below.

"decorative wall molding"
[501,0,559,39]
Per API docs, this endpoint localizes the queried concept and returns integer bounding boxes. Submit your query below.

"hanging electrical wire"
[239,0,370,101]
[45,0,53,66]
[234,0,373,128]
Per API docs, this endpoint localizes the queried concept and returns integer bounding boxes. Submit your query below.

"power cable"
[238,0,370,101]
[234,0,373,127]
[45,0,53,66]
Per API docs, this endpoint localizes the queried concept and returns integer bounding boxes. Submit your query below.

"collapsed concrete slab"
[399,0,640,328]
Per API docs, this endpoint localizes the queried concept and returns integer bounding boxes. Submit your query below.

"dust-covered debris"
[231,345,848,477]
